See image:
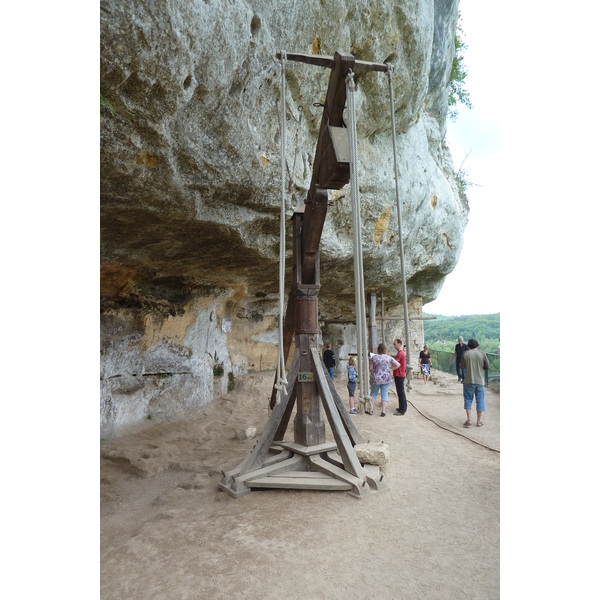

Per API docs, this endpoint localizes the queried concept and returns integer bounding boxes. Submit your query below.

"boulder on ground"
[235,426,257,441]
[355,442,390,466]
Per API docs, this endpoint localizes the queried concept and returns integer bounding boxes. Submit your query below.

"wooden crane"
[219,51,389,498]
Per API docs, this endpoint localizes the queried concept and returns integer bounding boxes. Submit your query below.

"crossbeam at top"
[276,51,389,73]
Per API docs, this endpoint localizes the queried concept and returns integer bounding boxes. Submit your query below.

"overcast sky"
[422,0,502,317]
[448,2,599,594]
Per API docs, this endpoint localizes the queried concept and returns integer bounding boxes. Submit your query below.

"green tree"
[424,313,500,355]
[448,13,472,121]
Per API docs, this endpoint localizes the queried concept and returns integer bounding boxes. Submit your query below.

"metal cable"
[346,71,372,414]
[386,64,414,391]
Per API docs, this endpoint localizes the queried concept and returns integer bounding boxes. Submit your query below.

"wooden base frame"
[219,348,386,499]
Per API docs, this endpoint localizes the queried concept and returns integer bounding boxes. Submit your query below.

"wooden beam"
[322,366,363,445]
[276,52,336,69]
[276,51,389,74]
[300,185,328,283]
[246,473,353,491]
[311,347,364,479]
[383,316,438,321]
[240,352,301,477]
[220,449,293,486]
[300,51,355,284]
[322,315,437,324]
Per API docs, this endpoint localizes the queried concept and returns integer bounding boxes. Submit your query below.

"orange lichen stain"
[259,155,270,167]
[100,263,139,298]
[311,35,321,55]
[136,148,159,168]
[373,206,391,244]
[430,193,438,209]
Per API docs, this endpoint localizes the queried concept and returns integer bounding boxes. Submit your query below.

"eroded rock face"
[100,0,466,434]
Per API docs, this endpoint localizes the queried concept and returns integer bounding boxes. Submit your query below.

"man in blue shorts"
[459,338,489,427]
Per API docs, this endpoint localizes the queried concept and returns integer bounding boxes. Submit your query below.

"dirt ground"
[101,368,500,599]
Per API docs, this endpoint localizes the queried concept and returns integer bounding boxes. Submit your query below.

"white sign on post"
[297,372,314,383]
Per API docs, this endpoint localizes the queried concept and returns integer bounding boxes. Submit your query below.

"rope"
[275,51,289,405]
[386,64,413,391]
[408,398,500,453]
[346,70,372,415]
[386,387,499,453]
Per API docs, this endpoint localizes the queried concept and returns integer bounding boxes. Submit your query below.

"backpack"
[348,365,357,382]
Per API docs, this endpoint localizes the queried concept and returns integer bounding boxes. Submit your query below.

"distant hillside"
[423,313,500,354]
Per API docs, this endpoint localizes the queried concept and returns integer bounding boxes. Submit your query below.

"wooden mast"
[220,51,389,499]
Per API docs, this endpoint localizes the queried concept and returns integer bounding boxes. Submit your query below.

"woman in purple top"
[369,343,400,417]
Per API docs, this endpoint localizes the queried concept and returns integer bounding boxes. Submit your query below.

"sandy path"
[101,369,500,599]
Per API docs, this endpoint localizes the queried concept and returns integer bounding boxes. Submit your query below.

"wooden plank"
[354,59,389,73]
[220,452,301,498]
[276,441,338,456]
[239,352,300,476]
[234,454,305,487]
[246,476,352,491]
[311,347,365,479]
[270,471,333,479]
[325,451,343,468]
[301,52,355,284]
[322,367,363,445]
[300,185,327,283]
[380,315,438,321]
[221,449,293,485]
[276,52,388,74]
[321,315,437,324]
[309,454,365,491]
[323,52,354,128]
[362,463,386,491]
[273,384,297,442]
[275,52,335,69]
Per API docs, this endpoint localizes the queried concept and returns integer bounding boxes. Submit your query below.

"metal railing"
[429,350,500,388]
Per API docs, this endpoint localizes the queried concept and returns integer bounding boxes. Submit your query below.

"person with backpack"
[347,356,358,414]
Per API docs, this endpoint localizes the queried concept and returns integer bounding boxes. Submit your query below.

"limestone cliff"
[100,0,467,434]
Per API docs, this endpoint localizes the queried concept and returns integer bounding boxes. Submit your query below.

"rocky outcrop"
[100,0,466,435]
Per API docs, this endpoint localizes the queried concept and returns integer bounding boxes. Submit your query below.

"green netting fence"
[429,350,500,388]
